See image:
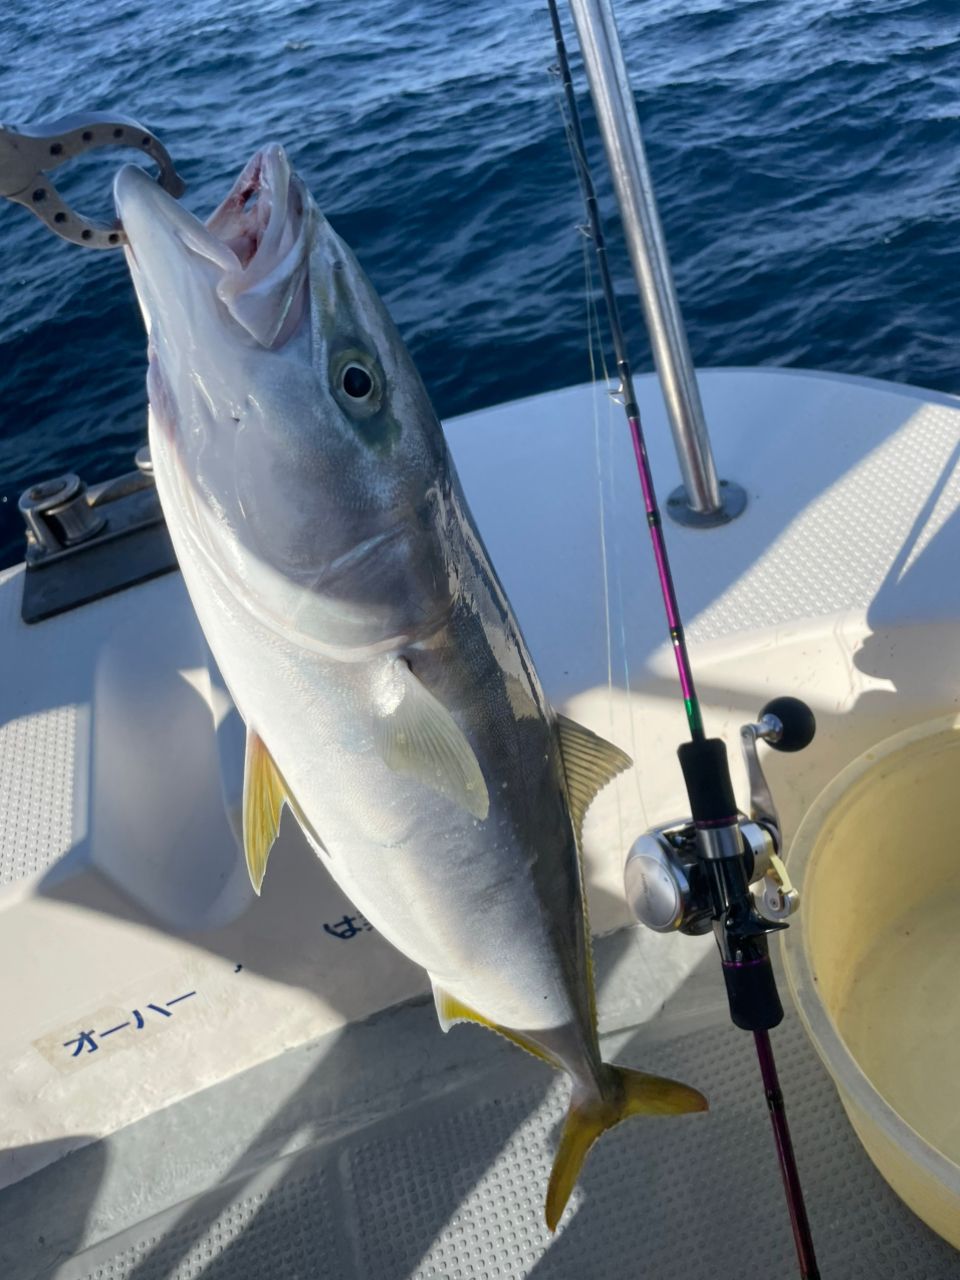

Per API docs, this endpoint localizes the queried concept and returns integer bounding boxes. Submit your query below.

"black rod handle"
[677,737,737,825]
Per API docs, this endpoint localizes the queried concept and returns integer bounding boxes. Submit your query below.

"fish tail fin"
[545,1066,707,1231]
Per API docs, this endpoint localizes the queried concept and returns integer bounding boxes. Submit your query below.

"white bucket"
[783,715,960,1249]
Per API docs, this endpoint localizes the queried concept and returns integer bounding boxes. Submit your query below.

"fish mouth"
[116,142,311,347]
[205,143,306,277]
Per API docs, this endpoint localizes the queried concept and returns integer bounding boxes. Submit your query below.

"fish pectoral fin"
[556,714,632,843]
[375,659,489,820]
[545,1066,707,1231]
[242,727,289,894]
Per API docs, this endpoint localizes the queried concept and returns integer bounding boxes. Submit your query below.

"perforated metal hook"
[0,111,185,248]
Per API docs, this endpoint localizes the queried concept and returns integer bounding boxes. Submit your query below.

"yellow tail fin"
[545,1066,707,1231]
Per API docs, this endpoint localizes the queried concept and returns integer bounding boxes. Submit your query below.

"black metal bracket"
[19,450,178,624]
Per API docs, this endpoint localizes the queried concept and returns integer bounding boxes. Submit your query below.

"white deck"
[2,367,960,1276]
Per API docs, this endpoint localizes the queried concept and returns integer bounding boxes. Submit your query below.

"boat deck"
[2,368,960,1277]
[4,942,958,1279]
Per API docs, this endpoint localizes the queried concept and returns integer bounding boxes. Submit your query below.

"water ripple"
[1,0,958,565]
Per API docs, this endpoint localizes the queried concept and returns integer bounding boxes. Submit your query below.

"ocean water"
[1,0,958,569]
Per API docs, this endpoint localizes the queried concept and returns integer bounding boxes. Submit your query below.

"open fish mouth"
[206,143,306,276]
[115,142,312,348]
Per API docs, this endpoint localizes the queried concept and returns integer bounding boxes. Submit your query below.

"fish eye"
[342,364,374,401]
[333,350,383,419]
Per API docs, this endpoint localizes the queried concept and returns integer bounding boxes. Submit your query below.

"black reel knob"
[760,696,816,753]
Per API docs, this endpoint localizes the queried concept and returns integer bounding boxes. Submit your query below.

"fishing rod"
[546,2,821,1276]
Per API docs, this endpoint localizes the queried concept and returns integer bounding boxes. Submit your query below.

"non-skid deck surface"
[6,369,960,1194]
[20,1003,959,1280]
[5,369,960,1278]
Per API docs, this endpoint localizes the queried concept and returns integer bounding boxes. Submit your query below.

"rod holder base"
[666,479,748,528]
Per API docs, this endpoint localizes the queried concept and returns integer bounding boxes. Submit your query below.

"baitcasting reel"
[625,696,815,935]
[624,697,816,1030]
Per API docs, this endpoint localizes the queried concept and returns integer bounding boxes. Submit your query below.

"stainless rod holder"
[566,0,745,524]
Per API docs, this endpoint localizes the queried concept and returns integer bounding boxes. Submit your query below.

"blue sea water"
[1,0,958,569]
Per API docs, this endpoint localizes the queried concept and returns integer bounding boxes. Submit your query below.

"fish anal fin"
[545,1065,707,1231]
[430,981,560,1068]
[556,715,632,844]
[375,659,489,820]
[242,727,288,894]
[432,984,489,1033]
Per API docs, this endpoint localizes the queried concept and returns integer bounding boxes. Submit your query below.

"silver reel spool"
[624,697,815,935]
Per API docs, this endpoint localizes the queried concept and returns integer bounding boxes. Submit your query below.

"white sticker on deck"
[33,987,203,1074]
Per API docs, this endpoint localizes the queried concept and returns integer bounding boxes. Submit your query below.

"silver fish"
[115,143,706,1228]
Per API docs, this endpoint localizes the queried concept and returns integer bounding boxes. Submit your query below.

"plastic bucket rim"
[781,711,960,1192]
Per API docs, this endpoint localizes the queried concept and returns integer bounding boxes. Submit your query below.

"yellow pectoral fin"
[545,1066,708,1231]
[242,728,288,894]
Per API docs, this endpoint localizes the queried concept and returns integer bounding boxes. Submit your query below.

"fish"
[114,143,707,1229]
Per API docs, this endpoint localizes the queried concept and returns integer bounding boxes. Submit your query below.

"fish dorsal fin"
[242,727,288,894]
[556,714,632,843]
[374,659,489,821]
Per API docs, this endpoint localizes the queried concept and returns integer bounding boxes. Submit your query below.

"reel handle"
[760,697,816,753]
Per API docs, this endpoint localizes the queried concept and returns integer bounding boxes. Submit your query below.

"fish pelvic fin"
[545,1065,707,1232]
[242,727,288,894]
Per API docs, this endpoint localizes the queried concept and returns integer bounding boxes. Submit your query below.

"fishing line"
[560,49,650,855]
[553,54,630,853]
[584,239,637,850]
[546,2,820,1275]
[581,237,615,718]
[546,0,703,743]
[605,394,651,832]
[553,45,649,841]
